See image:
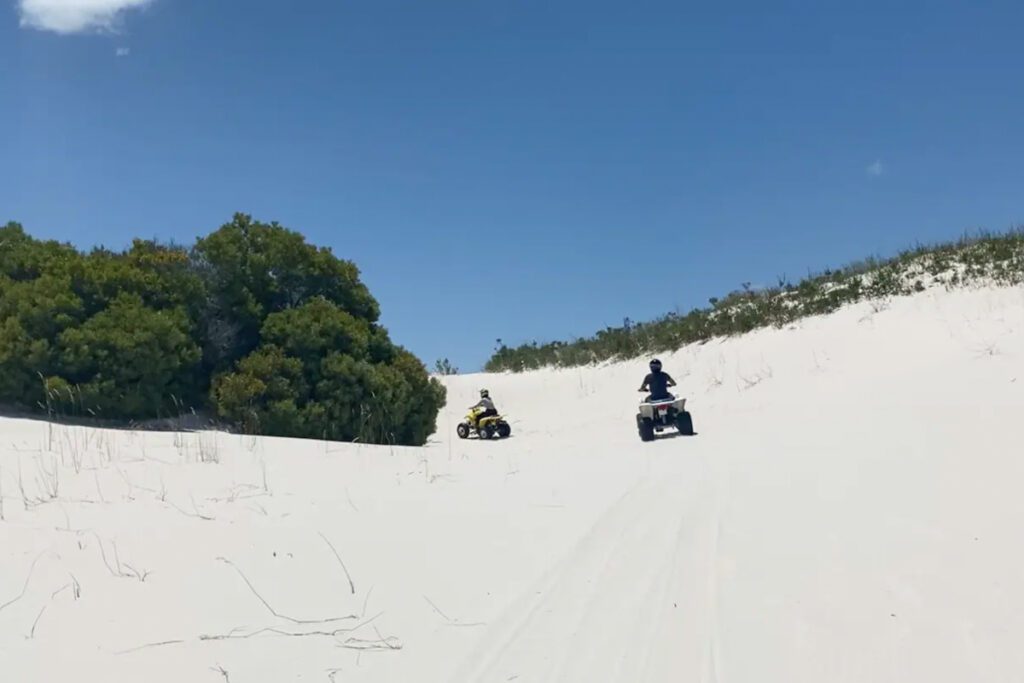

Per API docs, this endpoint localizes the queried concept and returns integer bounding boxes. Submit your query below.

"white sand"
[2,284,1022,682]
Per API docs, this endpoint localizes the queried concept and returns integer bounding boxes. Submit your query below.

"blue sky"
[3,1,1022,371]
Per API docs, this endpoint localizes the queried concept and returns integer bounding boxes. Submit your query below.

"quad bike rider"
[457,389,511,440]
[471,389,498,424]
[636,359,695,441]
[639,358,677,401]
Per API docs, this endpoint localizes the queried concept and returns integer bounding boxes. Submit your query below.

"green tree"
[0,272,84,404]
[261,297,372,366]
[192,213,380,371]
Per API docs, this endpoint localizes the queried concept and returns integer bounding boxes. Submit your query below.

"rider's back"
[644,371,673,400]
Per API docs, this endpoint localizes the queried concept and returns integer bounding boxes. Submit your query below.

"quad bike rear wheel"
[676,411,694,436]
[638,418,655,442]
[479,424,494,440]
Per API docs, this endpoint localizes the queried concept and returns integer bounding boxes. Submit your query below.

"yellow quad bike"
[457,407,511,440]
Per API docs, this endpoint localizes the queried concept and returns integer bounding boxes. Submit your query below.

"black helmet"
[649,358,662,372]
[480,389,489,398]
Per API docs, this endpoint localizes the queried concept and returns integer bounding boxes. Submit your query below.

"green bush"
[0,215,445,445]
[212,344,310,436]
[213,303,445,445]
[261,297,372,364]
[57,294,201,418]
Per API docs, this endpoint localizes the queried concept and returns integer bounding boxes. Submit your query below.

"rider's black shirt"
[642,371,675,399]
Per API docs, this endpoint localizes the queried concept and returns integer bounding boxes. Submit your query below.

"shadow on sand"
[0,403,220,435]
[649,430,699,441]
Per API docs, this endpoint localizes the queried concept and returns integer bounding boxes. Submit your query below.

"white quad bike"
[636,393,695,442]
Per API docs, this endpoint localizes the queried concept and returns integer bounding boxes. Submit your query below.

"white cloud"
[866,160,884,177]
[116,46,130,56]
[18,0,153,34]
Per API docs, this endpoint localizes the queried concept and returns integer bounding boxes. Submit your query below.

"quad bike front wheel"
[497,422,511,438]
[456,423,470,439]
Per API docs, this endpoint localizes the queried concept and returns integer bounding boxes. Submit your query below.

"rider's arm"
[666,373,677,387]
[639,374,650,391]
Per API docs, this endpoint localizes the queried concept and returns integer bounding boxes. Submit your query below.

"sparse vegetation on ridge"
[485,228,1024,372]
[433,358,459,376]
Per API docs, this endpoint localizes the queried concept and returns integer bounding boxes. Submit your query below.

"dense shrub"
[212,294,446,445]
[486,228,1024,372]
[0,215,445,445]
[57,293,201,418]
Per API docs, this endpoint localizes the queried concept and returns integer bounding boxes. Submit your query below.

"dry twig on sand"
[215,557,359,624]
[423,595,487,628]
[318,531,356,595]
[0,551,48,614]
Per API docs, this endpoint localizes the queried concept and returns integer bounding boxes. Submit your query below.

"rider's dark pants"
[475,408,497,425]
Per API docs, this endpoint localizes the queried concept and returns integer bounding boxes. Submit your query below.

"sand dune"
[2,284,1022,681]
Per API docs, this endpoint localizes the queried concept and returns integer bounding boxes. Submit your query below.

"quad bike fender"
[637,397,686,419]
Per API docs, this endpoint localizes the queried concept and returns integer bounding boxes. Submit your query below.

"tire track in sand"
[449,457,724,683]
